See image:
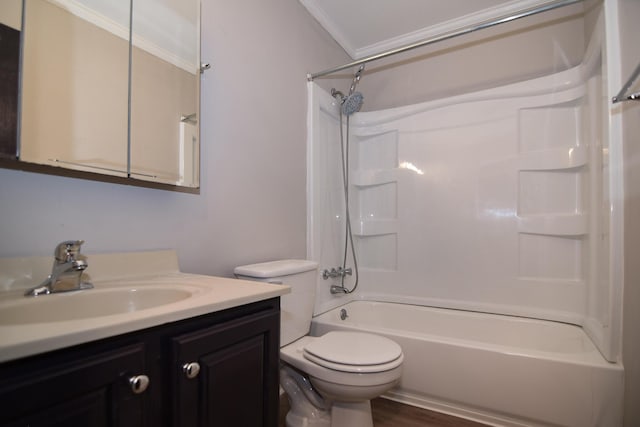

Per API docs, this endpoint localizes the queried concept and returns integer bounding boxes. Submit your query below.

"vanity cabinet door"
[171,309,280,427]
[0,343,148,427]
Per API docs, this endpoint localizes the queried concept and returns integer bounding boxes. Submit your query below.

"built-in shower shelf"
[354,219,397,236]
[517,213,588,236]
[518,146,587,170]
[352,169,398,186]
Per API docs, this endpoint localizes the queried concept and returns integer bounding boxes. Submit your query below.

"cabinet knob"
[128,375,150,394]
[182,362,201,379]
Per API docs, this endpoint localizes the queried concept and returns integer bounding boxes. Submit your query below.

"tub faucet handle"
[322,266,352,280]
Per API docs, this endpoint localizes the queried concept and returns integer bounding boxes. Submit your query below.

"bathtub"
[309,301,623,427]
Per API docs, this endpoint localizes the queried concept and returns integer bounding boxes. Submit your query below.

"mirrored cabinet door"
[130,0,200,187]
[0,0,201,191]
[19,0,130,177]
[0,0,22,159]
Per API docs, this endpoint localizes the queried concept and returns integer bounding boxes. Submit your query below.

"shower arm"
[307,0,582,81]
[348,65,365,95]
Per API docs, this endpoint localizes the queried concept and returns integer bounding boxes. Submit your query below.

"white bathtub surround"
[307,54,612,328]
[311,301,623,427]
[306,6,624,426]
[307,9,620,358]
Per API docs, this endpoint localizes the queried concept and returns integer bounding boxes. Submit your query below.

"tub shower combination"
[305,4,623,427]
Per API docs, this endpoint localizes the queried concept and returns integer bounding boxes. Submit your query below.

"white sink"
[0,250,290,364]
[0,285,195,325]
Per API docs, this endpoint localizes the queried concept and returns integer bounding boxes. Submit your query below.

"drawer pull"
[128,375,150,394]
[182,362,201,379]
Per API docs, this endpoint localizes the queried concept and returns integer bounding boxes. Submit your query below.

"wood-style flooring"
[371,398,489,427]
[279,396,490,427]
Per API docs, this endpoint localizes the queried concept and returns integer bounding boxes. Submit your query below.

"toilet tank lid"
[234,259,318,278]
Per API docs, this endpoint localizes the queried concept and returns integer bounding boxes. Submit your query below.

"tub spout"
[330,285,348,294]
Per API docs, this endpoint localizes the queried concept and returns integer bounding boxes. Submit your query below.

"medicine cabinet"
[0,0,201,192]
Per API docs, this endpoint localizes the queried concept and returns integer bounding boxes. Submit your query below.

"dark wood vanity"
[0,298,280,427]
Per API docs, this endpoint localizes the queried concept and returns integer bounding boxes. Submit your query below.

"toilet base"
[331,401,373,427]
[281,365,331,427]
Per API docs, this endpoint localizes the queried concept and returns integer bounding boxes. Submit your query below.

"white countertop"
[0,251,289,363]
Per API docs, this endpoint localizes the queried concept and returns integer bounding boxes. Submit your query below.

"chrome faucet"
[322,267,352,280]
[25,240,94,297]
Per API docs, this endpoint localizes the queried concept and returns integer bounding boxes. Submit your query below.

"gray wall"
[618,0,640,424]
[0,0,350,277]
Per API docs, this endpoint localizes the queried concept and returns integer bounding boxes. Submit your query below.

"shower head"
[341,92,363,116]
[330,64,366,116]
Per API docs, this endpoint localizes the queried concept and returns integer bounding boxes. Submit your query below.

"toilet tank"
[234,260,318,346]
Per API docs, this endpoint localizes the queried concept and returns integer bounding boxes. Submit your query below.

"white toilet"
[234,260,403,427]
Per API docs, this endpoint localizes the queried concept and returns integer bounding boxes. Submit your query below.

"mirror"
[0,0,200,190]
[20,0,130,178]
[130,0,200,186]
[0,0,21,160]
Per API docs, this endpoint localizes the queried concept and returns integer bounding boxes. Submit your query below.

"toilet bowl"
[234,260,404,427]
[282,332,403,426]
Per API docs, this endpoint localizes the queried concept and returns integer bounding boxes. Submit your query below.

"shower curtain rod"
[307,0,582,81]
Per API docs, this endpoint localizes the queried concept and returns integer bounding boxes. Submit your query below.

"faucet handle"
[54,240,85,262]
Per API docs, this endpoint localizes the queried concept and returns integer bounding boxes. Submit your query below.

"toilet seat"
[303,331,403,373]
[281,335,404,388]
[303,352,403,373]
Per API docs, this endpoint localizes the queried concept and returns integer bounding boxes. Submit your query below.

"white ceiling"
[299,0,562,59]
